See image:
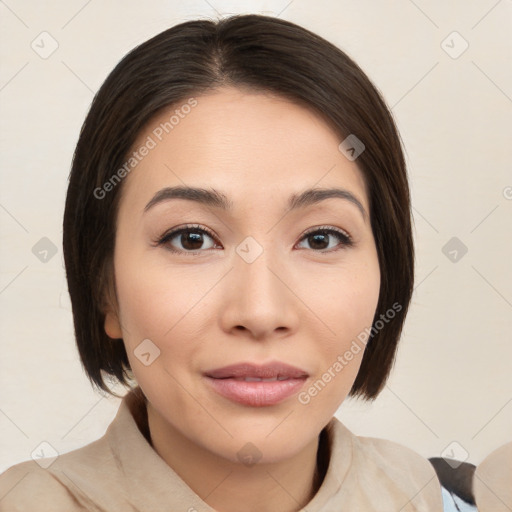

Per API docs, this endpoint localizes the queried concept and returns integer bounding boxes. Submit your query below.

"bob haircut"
[63,13,414,400]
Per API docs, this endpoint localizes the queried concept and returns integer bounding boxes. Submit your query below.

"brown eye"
[157,225,219,254]
[156,224,353,256]
[296,227,353,253]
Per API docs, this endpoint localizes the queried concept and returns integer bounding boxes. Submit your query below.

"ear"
[104,308,123,339]
[100,263,123,339]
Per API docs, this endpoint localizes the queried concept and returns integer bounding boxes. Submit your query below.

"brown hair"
[63,14,414,400]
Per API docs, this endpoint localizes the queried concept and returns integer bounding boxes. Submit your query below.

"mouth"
[204,362,309,407]
[205,361,309,380]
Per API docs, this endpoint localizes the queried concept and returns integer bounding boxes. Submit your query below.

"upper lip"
[205,361,309,379]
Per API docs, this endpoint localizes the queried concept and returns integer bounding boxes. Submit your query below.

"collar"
[107,386,354,511]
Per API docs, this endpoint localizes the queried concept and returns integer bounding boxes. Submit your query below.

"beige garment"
[0,387,443,511]
[473,441,512,512]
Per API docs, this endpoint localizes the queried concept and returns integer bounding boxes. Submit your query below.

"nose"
[218,247,300,342]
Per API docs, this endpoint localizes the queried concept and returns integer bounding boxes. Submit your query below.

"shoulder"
[0,460,86,512]
[356,434,437,475]
[346,428,444,511]
[0,435,116,512]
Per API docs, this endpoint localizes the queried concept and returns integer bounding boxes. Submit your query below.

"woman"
[0,14,443,511]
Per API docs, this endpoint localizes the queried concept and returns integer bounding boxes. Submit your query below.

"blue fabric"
[441,486,478,511]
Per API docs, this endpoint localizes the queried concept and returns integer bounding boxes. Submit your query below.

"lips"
[204,362,309,407]
[204,362,309,380]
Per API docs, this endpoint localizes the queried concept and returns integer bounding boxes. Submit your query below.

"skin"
[104,86,381,512]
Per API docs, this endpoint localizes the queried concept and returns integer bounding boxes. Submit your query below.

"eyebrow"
[144,185,368,221]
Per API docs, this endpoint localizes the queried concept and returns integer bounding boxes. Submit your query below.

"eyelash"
[154,223,354,256]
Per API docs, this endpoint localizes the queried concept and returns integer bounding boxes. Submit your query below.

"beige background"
[1,0,511,473]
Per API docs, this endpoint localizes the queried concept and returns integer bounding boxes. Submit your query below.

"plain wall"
[1,0,511,474]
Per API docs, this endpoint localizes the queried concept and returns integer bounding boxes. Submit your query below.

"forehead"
[120,87,368,212]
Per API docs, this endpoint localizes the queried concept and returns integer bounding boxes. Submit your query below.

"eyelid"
[154,224,219,251]
[302,224,351,239]
[155,223,354,254]
[296,225,354,253]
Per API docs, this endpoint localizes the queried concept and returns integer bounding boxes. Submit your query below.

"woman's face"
[105,86,380,464]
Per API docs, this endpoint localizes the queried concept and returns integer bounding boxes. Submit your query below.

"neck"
[145,402,328,512]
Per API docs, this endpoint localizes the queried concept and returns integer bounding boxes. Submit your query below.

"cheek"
[311,254,381,340]
[305,254,380,398]
[113,252,218,374]
[113,249,195,338]
[114,264,201,395]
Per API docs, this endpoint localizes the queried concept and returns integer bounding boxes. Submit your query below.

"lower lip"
[205,376,307,407]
